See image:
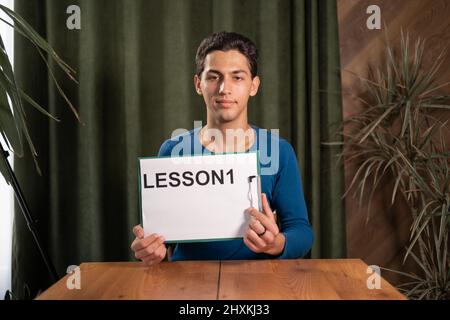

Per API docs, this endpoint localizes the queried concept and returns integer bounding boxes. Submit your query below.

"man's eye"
[234,77,243,81]
[207,76,218,81]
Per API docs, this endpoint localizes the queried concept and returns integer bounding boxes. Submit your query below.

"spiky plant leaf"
[335,32,450,299]
[0,5,79,184]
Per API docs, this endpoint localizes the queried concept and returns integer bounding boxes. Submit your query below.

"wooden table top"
[36,259,406,300]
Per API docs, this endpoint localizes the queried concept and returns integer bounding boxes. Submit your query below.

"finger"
[259,229,276,244]
[131,233,153,252]
[131,237,140,252]
[131,233,160,252]
[143,246,167,265]
[137,249,153,261]
[135,236,165,259]
[261,194,275,221]
[131,234,157,252]
[249,217,266,235]
[133,225,144,239]
[246,208,278,235]
[246,229,267,248]
[154,244,167,260]
[142,245,166,265]
[142,233,164,247]
[135,240,163,260]
[243,236,262,253]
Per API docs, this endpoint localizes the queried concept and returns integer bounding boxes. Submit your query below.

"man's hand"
[131,225,167,266]
[243,193,286,256]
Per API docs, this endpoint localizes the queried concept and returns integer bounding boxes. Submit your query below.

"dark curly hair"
[195,31,258,78]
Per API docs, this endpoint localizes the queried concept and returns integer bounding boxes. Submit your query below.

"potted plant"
[335,32,450,300]
[0,4,79,299]
[0,4,79,183]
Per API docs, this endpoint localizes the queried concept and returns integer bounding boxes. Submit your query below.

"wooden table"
[36,259,406,300]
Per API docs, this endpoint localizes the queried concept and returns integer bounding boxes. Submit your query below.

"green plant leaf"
[0,142,11,184]
[359,105,397,143]
[0,5,80,180]
[0,36,25,155]
[18,90,60,122]
[380,266,422,281]
[0,5,76,77]
[0,85,20,152]
[404,244,433,280]
[335,32,450,299]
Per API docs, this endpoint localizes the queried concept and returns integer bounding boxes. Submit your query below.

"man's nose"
[219,78,232,95]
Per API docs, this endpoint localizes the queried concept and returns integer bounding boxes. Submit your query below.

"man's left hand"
[244,193,286,256]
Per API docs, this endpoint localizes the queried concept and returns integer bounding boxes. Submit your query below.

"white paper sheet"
[139,152,260,242]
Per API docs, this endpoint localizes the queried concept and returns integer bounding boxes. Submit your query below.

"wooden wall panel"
[337,0,450,285]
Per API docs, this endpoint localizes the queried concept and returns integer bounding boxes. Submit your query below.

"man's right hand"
[131,225,167,266]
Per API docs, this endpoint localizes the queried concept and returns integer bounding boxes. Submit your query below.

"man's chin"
[209,107,246,124]
[214,111,239,123]
[216,114,239,123]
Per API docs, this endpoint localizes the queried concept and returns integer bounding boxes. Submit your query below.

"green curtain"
[12,0,345,298]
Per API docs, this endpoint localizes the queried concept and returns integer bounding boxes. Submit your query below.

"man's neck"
[207,111,249,130]
[204,122,251,134]
[200,118,255,153]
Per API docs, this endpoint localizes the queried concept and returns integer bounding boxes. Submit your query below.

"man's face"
[194,50,260,124]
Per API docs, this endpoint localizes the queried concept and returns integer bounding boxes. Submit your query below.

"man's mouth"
[216,99,236,108]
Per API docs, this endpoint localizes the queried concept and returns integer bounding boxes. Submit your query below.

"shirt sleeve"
[271,141,314,259]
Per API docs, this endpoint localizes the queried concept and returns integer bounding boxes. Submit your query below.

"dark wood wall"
[337,0,450,284]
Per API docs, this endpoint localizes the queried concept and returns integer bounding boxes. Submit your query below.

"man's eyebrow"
[206,69,249,75]
[206,70,221,75]
[231,70,248,75]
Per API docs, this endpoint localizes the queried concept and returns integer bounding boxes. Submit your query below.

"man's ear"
[250,76,260,97]
[194,74,202,95]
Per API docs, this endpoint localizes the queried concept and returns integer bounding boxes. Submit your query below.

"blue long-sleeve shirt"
[157,125,314,260]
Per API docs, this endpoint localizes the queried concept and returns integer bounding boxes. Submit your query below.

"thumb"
[133,225,144,239]
[261,193,275,221]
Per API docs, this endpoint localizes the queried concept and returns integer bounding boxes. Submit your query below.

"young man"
[131,31,313,265]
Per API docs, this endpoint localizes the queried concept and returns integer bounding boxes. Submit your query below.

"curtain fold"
[12,0,345,298]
